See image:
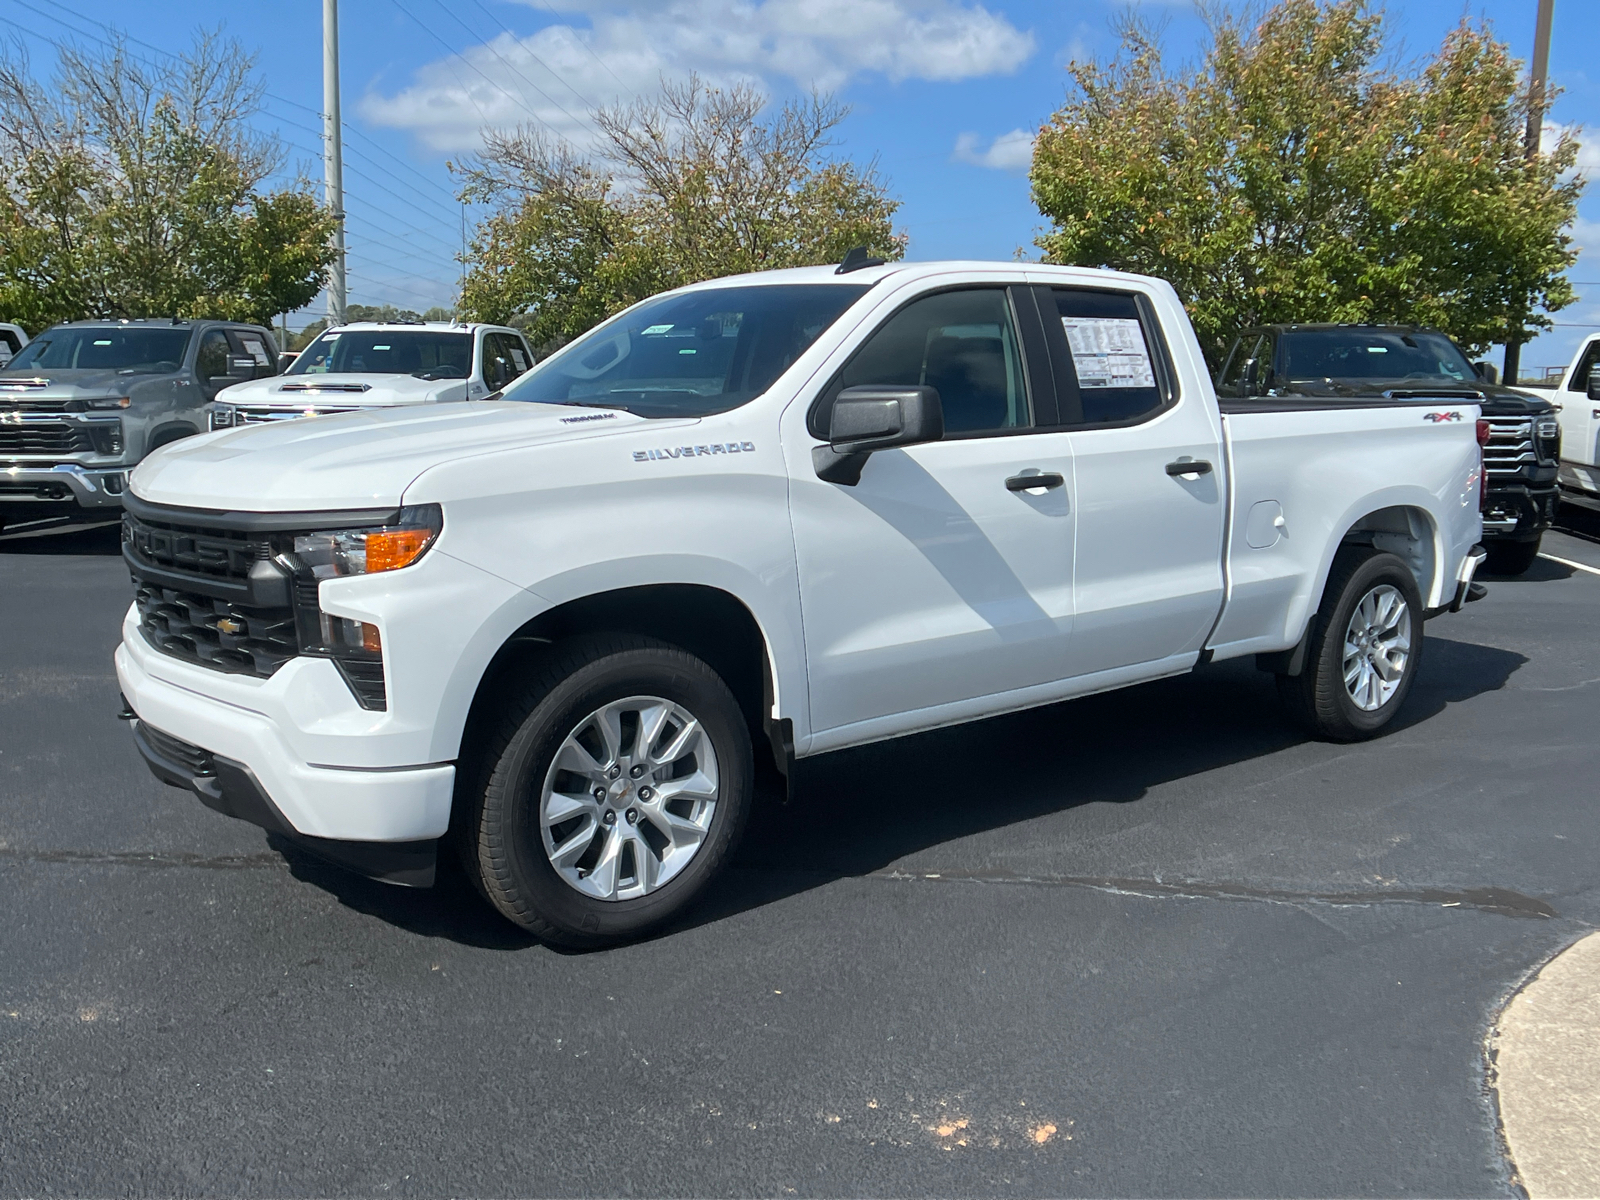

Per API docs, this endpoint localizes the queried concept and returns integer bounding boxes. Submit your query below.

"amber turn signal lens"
[361,622,382,653]
[365,528,434,573]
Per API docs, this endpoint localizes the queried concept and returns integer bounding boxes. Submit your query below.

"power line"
[516,0,630,95]
[426,0,600,137]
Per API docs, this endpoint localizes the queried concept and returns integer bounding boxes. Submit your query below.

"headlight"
[209,407,234,430]
[86,396,131,409]
[291,504,443,579]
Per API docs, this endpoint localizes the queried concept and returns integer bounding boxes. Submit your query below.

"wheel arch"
[452,583,787,796]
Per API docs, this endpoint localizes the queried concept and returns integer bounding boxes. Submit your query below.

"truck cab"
[1216,323,1559,573]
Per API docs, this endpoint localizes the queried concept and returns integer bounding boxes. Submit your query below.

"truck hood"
[0,367,179,406]
[218,372,465,408]
[130,402,665,511]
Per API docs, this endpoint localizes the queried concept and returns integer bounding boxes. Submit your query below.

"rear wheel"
[462,634,752,947]
[1484,535,1541,576]
[1276,548,1423,742]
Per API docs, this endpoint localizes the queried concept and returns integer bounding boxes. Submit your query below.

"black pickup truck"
[1216,323,1559,574]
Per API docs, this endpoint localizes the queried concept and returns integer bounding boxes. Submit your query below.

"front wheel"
[462,635,752,947]
[1276,548,1423,742]
[1484,535,1541,576]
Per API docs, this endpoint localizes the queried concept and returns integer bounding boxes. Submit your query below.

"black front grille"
[135,583,298,677]
[125,512,270,582]
[0,421,93,454]
[139,723,215,777]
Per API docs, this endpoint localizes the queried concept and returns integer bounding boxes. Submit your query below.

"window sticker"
[240,337,271,365]
[641,324,675,335]
[510,348,527,370]
[1061,317,1155,389]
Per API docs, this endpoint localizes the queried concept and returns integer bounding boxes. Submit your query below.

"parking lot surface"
[3,515,1598,1197]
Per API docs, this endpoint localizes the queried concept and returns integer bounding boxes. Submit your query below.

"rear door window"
[1050,289,1169,425]
[230,331,277,379]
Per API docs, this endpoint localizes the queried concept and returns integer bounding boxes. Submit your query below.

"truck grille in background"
[134,583,299,677]
[0,421,94,454]
[1482,419,1537,476]
[124,512,269,583]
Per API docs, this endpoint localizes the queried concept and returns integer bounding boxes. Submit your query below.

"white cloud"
[362,0,1036,152]
[951,127,1034,172]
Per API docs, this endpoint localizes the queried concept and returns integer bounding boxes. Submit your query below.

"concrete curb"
[1491,931,1600,1198]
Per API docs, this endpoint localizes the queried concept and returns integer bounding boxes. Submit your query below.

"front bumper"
[116,636,455,848]
[129,715,439,886]
[1481,483,1558,540]
[0,461,128,510]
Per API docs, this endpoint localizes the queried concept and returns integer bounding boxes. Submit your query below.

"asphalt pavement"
[2,513,1599,1197]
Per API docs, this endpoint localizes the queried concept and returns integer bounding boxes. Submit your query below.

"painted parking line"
[1539,552,1600,578]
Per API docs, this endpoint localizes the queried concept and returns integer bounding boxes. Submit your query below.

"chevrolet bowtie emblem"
[215,617,244,635]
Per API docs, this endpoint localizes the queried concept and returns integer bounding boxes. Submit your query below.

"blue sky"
[12,0,1600,373]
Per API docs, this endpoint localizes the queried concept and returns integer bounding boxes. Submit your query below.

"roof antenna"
[836,246,886,275]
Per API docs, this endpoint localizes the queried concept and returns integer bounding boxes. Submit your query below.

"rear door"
[1038,284,1226,678]
[1559,339,1600,479]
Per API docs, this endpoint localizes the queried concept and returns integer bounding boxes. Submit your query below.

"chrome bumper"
[1450,544,1489,613]
[0,461,128,508]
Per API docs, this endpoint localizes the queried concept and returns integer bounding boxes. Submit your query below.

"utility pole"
[1503,0,1555,386]
[323,0,347,326]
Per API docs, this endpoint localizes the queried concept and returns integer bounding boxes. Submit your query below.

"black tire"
[1276,548,1424,742]
[1484,536,1541,576]
[460,634,752,947]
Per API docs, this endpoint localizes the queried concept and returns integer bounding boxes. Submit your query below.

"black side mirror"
[814,385,944,485]
[1588,365,1600,402]
[1474,361,1500,385]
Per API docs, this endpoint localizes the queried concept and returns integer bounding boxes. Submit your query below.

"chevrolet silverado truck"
[1216,323,1558,574]
[1512,333,1600,517]
[0,318,278,532]
[207,321,536,428]
[117,260,1486,946]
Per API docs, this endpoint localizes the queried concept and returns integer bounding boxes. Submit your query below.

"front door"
[787,284,1076,742]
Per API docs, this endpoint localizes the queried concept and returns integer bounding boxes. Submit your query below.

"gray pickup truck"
[0,318,280,532]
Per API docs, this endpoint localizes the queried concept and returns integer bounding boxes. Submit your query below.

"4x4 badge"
[1423,411,1463,422]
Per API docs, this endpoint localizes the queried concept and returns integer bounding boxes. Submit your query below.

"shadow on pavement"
[0,520,121,556]
[286,633,1527,951]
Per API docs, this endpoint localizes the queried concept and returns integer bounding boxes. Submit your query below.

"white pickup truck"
[1521,333,1600,515]
[116,259,1486,945]
[207,321,536,428]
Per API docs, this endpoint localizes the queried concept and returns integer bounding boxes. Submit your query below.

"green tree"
[455,76,904,352]
[1030,0,1583,365]
[0,33,335,333]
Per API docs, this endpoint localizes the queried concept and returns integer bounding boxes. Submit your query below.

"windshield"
[288,329,472,380]
[1281,329,1476,385]
[500,283,870,417]
[8,327,191,374]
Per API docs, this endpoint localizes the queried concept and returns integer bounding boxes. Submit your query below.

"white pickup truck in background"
[207,321,536,428]
[1520,333,1600,515]
[117,259,1486,946]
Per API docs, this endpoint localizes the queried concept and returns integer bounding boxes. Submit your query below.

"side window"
[507,335,532,378]
[825,288,1030,437]
[231,331,277,378]
[1216,336,1261,397]
[1568,341,1600,392]
[0,330,19,366]
[480,334,510,392]
[195,330,230,381]
[1052,289,1167,424]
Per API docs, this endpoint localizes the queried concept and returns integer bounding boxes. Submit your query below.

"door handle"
[1006,471,1065,491]
[1165,459,1213,477]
